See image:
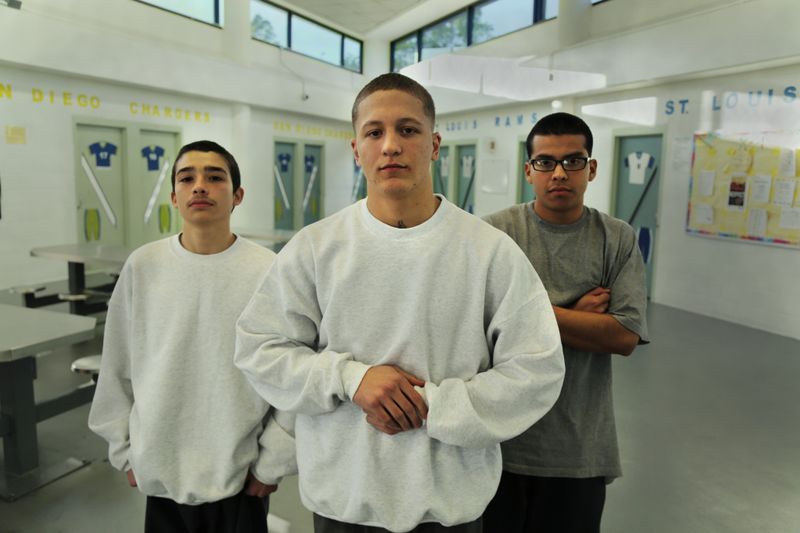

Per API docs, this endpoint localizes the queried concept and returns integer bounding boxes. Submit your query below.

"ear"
[170,191,178,208]
[524,161,535,185]
[350,138,361,166]
[233,187,244,207]
[431,132,442,161]
[588,158,598,182]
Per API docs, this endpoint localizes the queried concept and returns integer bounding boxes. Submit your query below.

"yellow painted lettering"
[0,83,11,99]
[48,90,55,104]
[130,102,139,114]
[203,112,209,123]
[184,109,191,121]
[194,111,202,121]
[165,107,173,118]
[32,88,43,103]
[152,105,160,117]
[90,96,100,109]
[142,104,151,115]
[63,92,72,106]
[77,94,88,107]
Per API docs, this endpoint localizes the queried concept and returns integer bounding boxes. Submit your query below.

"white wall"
[0,63,354,290]
[0,0,364,121]
[1,0,799,341]
[439,63,800,340]
[0,0,362,291]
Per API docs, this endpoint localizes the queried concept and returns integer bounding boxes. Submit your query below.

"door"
[352,157,366,202]
[274,142,295,231]
[455,144,476,212]
[74,124,126,245]
[614,134,662,296]
[518,140,534,203]
[129,130,181,247]
[302,144,323,226]
[433,145,450,198]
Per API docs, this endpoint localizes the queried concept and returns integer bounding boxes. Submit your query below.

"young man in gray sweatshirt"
[235,73,565,533]
[89,141,294,533]
[483,113,650,533]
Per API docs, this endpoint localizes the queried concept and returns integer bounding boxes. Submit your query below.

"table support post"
[0,357,39,473]
[67,262,86,315]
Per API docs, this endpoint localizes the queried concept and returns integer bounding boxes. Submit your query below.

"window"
[137,0,223,26]
[421,12,468,61]
[250,1,362,73]
[472,0,534,45]
[391,0,554,72]
[250,1,287,47]
[392,34,418,72]
[543,0,558,19]
[292,16,341,66]
[343,37,362,72]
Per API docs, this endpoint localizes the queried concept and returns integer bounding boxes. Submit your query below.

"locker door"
[614,134,662,296]
[301,144,323,226]
[129,130,181,247]
[74,124,125,245]
[433,146,450,198]
[518,140,535,203]
[274,142,295,230]
[455,144,476,212]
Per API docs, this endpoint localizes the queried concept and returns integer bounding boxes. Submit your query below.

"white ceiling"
[274,0,800,117]
[282,0,424,36]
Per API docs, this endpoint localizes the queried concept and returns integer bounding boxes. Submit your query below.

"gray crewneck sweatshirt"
[89,235,296,505]
[235,196,564,531]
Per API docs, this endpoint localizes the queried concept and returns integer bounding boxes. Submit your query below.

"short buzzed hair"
[527,112,594,158]
[171,140,240,192]
[351,73,436,131]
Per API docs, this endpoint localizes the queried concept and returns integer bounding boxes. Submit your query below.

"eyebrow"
[532,151,588,159]
[176,165,228,175]
[360,117,425,131]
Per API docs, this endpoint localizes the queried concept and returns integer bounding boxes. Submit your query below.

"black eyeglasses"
[529,157,590,172]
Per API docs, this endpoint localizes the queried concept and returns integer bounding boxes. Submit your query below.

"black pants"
[482,471,606,533]
[314,513,483,533]
[144,490,269,533]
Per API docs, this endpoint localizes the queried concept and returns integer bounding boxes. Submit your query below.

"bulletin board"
[686,132,800,248]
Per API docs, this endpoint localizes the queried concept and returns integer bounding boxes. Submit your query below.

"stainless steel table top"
[0,304,97,362]
[30,243,132,268]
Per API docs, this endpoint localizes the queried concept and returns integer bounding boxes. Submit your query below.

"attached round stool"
[71,354,101,383]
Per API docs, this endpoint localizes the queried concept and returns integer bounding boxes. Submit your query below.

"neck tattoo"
[397,220,407,228]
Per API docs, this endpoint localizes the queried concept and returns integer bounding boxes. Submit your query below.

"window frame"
[391,0,555,72]
[250,0,363,74]
[134,0,223,27]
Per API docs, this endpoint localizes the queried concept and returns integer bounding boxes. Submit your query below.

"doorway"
[613,133,662,296]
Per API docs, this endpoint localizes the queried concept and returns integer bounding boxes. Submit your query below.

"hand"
[572,287,610,314]
[126,469,137,487]
[353,365,428,435]
[244,471,277,498]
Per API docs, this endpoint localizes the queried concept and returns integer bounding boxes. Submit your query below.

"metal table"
[0,303,97,500]
[30,243,131,315]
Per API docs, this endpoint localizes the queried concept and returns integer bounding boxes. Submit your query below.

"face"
[170,151,243,228]
[526,134,597,224]
[351,89,441,200]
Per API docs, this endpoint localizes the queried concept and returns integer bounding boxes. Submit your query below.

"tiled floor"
[2,302,799,532]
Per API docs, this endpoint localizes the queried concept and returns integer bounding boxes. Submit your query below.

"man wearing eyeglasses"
[483,112,649,533]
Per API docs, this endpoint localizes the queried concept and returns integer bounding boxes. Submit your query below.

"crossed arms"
[554,286,640,356]
[352,286,639,436]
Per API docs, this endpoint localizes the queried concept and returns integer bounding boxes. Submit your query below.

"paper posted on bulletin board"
[687,132,800,248]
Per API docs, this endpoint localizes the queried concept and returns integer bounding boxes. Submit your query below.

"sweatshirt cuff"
[341,360,371,400]
[414,384,429,405]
